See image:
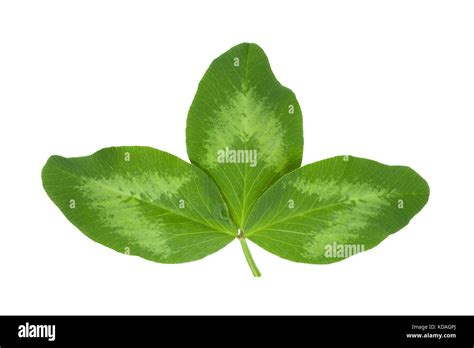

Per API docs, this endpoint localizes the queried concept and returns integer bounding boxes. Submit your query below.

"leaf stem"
[239,234,261,277]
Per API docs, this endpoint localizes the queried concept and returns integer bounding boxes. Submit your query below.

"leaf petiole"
[238,230,261,277]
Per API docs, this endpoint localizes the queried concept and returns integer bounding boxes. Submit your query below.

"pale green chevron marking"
[292,177,396,203]
[244,156,429,264]
[42,146,237,264]
[291,177,394,260]
[202,88,286,172]
[186,43,304,228]
[76,173,192,258]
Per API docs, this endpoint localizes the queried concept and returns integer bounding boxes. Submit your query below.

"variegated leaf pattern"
[42,146,237,263]
[186,43,304,228]
[244,156,429,263]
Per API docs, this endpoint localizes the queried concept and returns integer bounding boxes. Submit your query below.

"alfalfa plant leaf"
[42,43,429,277]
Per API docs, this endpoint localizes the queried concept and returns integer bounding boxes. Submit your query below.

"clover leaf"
[42,43,429,277]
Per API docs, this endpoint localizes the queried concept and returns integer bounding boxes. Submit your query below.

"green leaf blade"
[186,43,304,228]
[245,156,429,264]
[42,146,237,264]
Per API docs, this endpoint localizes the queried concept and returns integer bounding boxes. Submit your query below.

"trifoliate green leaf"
[42,43,430,276]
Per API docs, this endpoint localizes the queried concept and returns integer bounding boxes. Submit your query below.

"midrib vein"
[246,191,427,236]
[50,164,235,236]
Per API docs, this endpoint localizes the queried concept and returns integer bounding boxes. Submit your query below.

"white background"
[1,0,473,315]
